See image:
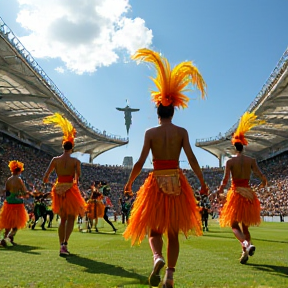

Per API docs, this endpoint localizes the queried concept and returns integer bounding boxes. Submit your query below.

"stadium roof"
[0,17,128,161]
[196,47,288,165]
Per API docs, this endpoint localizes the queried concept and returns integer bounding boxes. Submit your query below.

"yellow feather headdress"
[8,160,24,173]
[232,111,265,146]
[131,48,207,108]
[43,113,76,146]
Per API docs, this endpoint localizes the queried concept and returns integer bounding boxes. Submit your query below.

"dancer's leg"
[64,214,76,243]
[167,231,179,268]
[163,231,179,287]
[241,223,251,243]
[149,230,163,260]
[148,230,165,286]
[58,215,67,244]
[231,221,246,243]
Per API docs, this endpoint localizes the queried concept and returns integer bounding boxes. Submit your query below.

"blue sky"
[1,0,288,169]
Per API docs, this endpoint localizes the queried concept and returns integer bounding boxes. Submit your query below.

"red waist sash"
[153,160,179,170]
[231,179,249,188]
[57,175,74,183]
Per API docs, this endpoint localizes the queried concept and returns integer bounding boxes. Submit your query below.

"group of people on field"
[0,48,268,288]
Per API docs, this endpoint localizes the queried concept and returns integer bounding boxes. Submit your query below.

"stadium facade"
[196,47,288,167]
[0,17,128,163]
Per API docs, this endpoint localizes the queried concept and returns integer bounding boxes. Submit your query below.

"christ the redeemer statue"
[116,103,140,134]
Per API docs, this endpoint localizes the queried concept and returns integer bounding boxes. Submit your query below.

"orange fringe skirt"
[51,183,86,218]
[86,201,105,219]
[219,183,261,227]
[0,202,29,230]
[123,170,202,245]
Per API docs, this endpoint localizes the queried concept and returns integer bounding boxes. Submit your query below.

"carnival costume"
[43,113,86,218]
[219,112,265,228]
[86,191,105,220]
[0,161,29,231]
[123,48,207,245]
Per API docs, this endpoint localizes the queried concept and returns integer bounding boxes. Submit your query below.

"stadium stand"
[0,132,287,219]
[0,17,128,163]
[196,46,288,167]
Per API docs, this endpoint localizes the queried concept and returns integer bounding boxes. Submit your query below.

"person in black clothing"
[199,195,211,232]
[31,196,48,230]
[119,197,127,224]
[103,205,117,233]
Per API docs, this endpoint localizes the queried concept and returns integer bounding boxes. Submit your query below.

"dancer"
[217,111,267,264]
[123,48,208,288]
[0,160,29,246]
[43,113,86,256]
[103,205,117,233]
[31,193,49,230]
[86,181,105,232]
[199,194,211,232]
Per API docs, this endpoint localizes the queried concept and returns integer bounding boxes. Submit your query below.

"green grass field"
[0,219,287,288]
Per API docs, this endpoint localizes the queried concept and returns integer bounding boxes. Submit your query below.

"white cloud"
[16,0,153,74]
[55,66,65,74]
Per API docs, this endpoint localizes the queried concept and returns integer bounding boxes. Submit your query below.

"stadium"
[0,17,288,288]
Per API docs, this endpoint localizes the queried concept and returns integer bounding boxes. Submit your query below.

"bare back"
[229,154,254,179]
[124,119,206,192]
[221,153,265,187]
[43,152,81,183]
[53,155,79,176]
[6,175,26,193]
[148,123,184,160]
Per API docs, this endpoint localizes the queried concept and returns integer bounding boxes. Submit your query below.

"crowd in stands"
[0,132,287,219]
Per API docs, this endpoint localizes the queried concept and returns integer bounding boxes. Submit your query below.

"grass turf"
[0,219,287,288]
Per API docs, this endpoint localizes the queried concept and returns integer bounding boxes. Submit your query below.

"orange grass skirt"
[86,201,105,219]
[0,202,29,230]
[51,183,86,218]
[123,171,202,245]
[219,185,261,227]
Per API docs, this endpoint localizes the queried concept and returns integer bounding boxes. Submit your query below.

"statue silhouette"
[116,103,140,134]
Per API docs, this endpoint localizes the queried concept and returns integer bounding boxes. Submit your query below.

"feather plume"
[232,111,265,145]
[8,160,24,173]
[43,113,76,145]
[131,48,206,108]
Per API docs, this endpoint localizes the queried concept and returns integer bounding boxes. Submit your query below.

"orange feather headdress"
[231,111,265,146]
[131,48,207,108]
[43,113,76,146]
[8,160,24,173]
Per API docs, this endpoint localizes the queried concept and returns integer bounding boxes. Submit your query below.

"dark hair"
[157,104,174,119]
[234,142,243,152]
[63,141,73,151]
[14,167,21,173]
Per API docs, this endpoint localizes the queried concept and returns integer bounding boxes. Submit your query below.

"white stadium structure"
[1,16,288,167]
[0,17,128,163]
[196,46,288,167]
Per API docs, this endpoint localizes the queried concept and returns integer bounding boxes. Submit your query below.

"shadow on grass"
[81,231,118,235]
[251,238,288,244]
[201,233,235,240]
[203,229,232,234]
[65,254,148,284]
[0,244,41,255]
[247,263,288,278]
[203,232,288,244]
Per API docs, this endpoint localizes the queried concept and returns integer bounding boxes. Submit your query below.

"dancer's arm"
[251,158,267,188]
[43,158,56,183]
[75,159,81,184]
[218,160,231,193]
[124,131,151,192]
[183,129,207,194]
